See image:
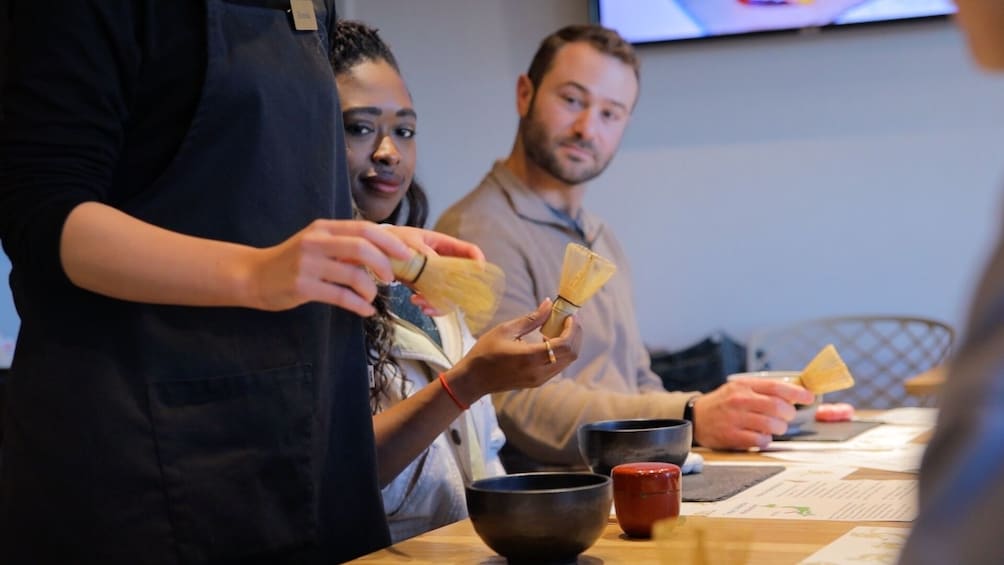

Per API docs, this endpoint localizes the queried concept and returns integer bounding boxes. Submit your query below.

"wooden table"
[904,365,946,397]
[351,430,920,565]
[351,513,908,564]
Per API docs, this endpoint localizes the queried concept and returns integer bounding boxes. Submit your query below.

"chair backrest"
[747,316,955,409]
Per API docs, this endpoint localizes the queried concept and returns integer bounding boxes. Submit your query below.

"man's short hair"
[525,24,640,89]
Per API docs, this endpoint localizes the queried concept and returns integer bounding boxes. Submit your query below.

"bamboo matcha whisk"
[391,252,505,334]
[541,243,617,338]
[799,344,855,394]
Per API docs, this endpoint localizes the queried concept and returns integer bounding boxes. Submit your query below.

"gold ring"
[543,338,557,365]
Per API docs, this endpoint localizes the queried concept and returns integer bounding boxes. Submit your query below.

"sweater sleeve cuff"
[3,196,91,287]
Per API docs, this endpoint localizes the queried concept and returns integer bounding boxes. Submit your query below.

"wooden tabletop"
[904,365,946,397]
[351,513,909,564]
[351,421,921,565]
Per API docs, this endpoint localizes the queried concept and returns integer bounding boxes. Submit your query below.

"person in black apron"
[0,1,479,563]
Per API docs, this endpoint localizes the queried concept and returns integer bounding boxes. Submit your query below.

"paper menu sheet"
[800,526,909,564]
[763,422,930,473]
[766,442,925,474]
[766,423,930,453]
[872,407,937,427]
[689,465,917,522]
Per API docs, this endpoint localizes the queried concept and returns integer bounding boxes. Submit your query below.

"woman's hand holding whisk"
[439,299,582,408]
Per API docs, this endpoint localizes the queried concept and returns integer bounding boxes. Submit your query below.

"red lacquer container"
[612,462,681,538]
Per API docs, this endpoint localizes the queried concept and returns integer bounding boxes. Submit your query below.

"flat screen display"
[593,0,956,44]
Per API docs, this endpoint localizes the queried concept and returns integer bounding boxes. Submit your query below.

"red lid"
[612,462,681,494]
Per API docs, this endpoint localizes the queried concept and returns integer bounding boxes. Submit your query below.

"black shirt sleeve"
[0,1,204,286]
[0,3,10,120]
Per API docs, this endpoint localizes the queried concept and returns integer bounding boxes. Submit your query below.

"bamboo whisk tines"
[541,243,617,338]
[390,252,505,334]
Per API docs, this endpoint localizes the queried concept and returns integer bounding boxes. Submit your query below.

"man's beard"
[519,108,612,186]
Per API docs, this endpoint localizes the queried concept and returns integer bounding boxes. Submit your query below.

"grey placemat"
[682,465,785,502]
[773,420,880,442]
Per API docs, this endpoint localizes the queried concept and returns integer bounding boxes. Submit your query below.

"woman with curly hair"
[331,20,582,542]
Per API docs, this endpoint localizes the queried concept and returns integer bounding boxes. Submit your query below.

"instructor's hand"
[383,225,485,262]
[248,219,412,316]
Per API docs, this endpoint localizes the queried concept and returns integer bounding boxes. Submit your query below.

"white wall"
[341,0,1004,350]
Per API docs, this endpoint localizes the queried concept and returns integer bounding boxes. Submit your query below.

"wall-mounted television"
[591,0,956,44]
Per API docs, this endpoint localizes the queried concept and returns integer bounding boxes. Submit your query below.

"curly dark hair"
[332,19,431,412]
[331,19,401,75]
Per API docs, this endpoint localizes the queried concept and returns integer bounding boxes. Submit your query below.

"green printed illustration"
[762,504,813,517]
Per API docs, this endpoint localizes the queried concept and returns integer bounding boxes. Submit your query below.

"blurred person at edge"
[899,2,1004,564]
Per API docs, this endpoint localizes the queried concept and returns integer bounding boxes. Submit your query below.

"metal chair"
[747,316,955,409]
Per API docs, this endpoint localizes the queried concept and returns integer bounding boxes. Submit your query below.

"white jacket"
[377,309,506,543]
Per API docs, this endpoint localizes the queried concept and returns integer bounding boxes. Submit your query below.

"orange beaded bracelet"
[438,372,469,411]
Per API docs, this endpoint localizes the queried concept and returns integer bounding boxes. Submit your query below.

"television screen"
[593,0,956,44]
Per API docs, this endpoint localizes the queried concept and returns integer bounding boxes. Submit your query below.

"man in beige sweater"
[436,24,812,471]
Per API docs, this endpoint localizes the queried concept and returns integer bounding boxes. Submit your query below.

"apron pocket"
[148,364,315,561]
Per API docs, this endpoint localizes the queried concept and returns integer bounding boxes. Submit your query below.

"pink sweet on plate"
[816,402,855,422]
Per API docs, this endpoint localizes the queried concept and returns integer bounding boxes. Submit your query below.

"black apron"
[0,1,390,562]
